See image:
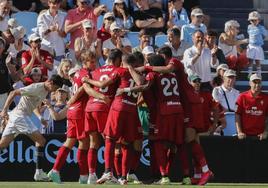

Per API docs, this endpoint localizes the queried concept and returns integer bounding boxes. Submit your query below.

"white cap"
[250,73,262,82]
[191,8,204,17]
[110,22,121,31]
[223,69,236,77]
[142,46,154,55]
[82,19,93,29]
[114,0,124,3]
[68,67,80,76]
[216,64,229,72]
[30,67,42,75]
[10,27,21,40]
[103,12,114,20]
[8,18,18,28]
[28,33,41,42]
[248,11,261,21]
[57,85,69,93]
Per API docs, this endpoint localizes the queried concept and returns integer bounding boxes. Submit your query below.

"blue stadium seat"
[127,31,139,47]
[223,112,237,136]
[11,12,38,36]
[155,34,168,47]
[97,15,104,30]
[99,0,115,11]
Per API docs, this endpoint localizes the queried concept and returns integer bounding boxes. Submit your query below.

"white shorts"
[0,92,8,111]
[2,112,39,137]
[246,44,264,61]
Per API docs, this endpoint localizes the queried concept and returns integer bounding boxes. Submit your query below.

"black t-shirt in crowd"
[12,0,39,11]
[0,56,12,94]
[132,7,164,35]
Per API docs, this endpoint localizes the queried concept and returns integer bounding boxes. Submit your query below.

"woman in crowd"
[112,0,133,31]
[57,58,72,87]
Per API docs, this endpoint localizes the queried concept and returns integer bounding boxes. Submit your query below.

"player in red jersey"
[236,74,268,140]
[118,54,184,184]
[48,51,108,184]
[141,46,214,185]
[84,49,123,184]
[83,54,144,185]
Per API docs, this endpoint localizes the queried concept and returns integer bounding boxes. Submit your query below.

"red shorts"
[154,113,184,145]
[66,118,87,140]
[104,109,143,142]
[85,111,108,134]
[184,103,206,133]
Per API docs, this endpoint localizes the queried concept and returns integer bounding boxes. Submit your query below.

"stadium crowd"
[0,0,268,186]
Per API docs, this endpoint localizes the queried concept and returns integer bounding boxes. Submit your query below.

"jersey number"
[99,74,109,92]
[161,77,180,96]
[127,78,138,98]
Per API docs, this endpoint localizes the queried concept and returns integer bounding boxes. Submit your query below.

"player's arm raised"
[128,66,144,86]
[83,83,110,104]
[145,63,175,74]
[82,76,114,88]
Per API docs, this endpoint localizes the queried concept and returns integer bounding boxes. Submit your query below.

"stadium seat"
[99,0,114,11]
[11,12,38,36]
[155,34,168,47]
[223,112,237,136]
[97,15,104,30]
[127,31,139,47]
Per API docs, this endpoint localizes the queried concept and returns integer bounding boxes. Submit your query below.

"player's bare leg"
[28,131,49,181]
[0,134,16,149]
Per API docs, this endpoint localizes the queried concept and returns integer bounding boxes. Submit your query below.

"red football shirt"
[21,49,53,77]
[236,90,268,135]
[110,67,139,113]
[67,68,90,119]
[146,72,183,115]
[86,65,118,112]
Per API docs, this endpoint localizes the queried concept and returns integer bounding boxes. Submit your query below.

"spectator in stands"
[57,58,72,87]
[180,8,207,46]
[132,0,164,35]
[167,0,189,30]
[97,12,113,43]
[112,0,133,31]
[74,19,101,62]
[142,45,154,63]
[10,0,38,12]
[235,74,268,140]
[218,20,249,70]
[7,18,18,29]
[64,0,106,62]
[24,67,43,85]
[102,22,131,59]
[0,37,12,110]
[132,28,151,53]
[165,27,190,60]
[247,11,268,78]
[37,0,67,64]
[1,26,21,54]
[0,0,10,31]
[43,85,69,134]
[212,64,229,87]
[205,30,227,65]
[182,30,218,91]
[8,26,29,57]
[21,33,53,80]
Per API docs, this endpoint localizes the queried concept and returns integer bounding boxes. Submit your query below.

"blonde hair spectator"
[224,20,240,33]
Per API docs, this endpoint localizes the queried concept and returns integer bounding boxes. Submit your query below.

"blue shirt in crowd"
[171,7,190,28]
[181,23,207,46]
[247,24,268,46]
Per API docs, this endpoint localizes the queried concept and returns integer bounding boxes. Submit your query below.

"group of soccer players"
[47,45,214,185]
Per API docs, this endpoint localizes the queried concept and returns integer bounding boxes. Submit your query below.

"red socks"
[104,138,115,171]
[114,153,122,177]
[88,148,97,174]
[190,141,207,168]
[121,144,131,177]
[177,144,190,176]
[154,141,168,176]
[77,149,88,175]
[53,146,71,172]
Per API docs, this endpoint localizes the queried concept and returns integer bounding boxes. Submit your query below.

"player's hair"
[167,27,181,37]
[80,50,96,64]
[49,74,64,87]
[157,46,173,59]
[122,54,137,66]
[139,29,151,38]
[133,51,144,66]
[207,29,218,37]
[192,29,204,37]
[148,54,165,67]
[108,49,123,62]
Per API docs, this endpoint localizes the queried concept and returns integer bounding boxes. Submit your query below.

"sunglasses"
[106,17,115,21]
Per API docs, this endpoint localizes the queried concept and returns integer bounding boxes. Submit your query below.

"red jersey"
[86,65,118,112]
[236,90,268,135]
[21,49,53,77]
[110,67,139,113]
[67,68,89,119]
[146,72,183,115]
